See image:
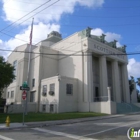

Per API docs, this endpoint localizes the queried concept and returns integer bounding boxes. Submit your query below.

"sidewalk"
[0,112,140,130]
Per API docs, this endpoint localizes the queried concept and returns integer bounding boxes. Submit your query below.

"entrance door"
[95,86,99,101]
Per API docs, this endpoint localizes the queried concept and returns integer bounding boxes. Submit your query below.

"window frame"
[66,84,73,95]
[49,83,55,96]
[42,85,47,96]
[32,78,35,87]
[42,104,46,112]
[13,60,17,79]
[11,91,14,98]
[50,83,55,92]
[7,92,10,98]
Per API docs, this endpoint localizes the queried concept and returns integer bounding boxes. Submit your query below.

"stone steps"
[117,103,140,114]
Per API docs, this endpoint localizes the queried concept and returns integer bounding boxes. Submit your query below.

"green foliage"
[136,78,140,87]
[129,76,135,95]
[0,56,15,98]
[0,112,107,123]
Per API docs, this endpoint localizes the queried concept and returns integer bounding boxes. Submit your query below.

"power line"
[0,48,140,56]
[0,20,140,43]
[0,27,140,48]
[0,0,51,34]
[5,13,140,19]
[0,32,28,43]
[7,0,60,28]
[4,1,140,8]
[0,0,60,43]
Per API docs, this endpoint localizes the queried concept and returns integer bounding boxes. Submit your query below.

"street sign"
[20,81,30,91]
[20,86,30,91]
[22,81,28,88]
[22,91,26,100]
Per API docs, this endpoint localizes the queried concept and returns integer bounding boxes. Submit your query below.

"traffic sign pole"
[22,90,26,126]
[20,81,29,115]
[23,100,25,126]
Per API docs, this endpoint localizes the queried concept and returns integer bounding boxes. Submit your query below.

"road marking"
[82,121,140,137]
[0,135,14,140]
[32,128,98,140]
[94,123,122,126]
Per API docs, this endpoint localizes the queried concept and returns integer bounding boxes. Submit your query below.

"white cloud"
[0,0,104,58]
[127,58,140,77]
[91,28,122,47]
[91,28,103,36]
[2,0,104,25]
[0,23,60,57]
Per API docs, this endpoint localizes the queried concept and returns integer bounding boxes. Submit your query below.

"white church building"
[5,27,139,114]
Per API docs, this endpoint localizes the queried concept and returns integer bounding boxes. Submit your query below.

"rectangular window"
[66,84,73,95]
[50,104,54,113]
[49,84,55,95]
[11,91,14,98]
[13,60,17,78]
[32,79,35,87]
[42,104,46,112]
[50,84,55,92]
[30,91,35,102]
[42,85,47,96]
[7,92,10,98]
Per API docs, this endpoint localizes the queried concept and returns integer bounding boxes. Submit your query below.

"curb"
[0,112,140,130]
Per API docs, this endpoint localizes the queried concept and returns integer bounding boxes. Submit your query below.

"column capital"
[107,87,111,90]
[100,55,106,58]
[113,60,118,63]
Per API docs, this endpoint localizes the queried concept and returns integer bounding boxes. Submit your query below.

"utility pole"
[25,18,34,115]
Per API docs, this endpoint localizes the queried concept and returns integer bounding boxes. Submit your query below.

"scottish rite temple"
[5,27,138,114]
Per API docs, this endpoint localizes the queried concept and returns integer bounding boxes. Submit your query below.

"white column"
[83,54,88,102]
[122,64,130,103]
[107,87,111,101]
[112,60,121,102]
[83,51,93,103]
[87,53,93,102]
[99,56,108,97]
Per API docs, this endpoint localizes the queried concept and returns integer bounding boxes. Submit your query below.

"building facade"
[5,27,137,114]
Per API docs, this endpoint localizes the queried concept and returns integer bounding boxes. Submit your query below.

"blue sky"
[0,0,140,82]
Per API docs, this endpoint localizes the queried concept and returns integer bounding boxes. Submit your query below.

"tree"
[0,56,15,100]
[129,76,135,102]
[136,78,140,102]
[136,78,140,87]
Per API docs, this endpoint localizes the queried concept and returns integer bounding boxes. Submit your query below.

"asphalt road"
[0,113,140,140]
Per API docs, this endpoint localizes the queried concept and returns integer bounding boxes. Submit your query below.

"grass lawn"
[0,112,107,123]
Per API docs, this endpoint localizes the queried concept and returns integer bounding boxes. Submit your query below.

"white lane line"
[32,128,98,140]
[83,121,140,137]
[0,135,14,140]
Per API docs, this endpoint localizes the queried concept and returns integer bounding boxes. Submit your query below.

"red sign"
[22,91,26,100]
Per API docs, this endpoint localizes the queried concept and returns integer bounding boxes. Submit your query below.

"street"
[0,113,140,140]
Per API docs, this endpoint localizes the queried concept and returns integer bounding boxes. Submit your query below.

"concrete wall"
[40,76,78,113]
[5,30,129,114]
[6,44,29,105]
[51,32,89,111]
[59,76,78,113]
[40,76,59,113]
[7,103,37,113]
[90,101,116,114]
[78,101,116,114]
